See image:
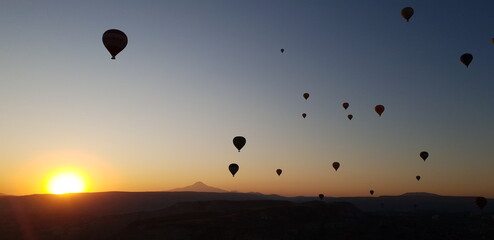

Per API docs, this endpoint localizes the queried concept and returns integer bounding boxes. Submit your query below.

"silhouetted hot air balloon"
[342,102,349,110]
[370,190,374,195]
[416,175,421,181]
[347,114,353,120]
[420,151,429,161]
[375,105,385,116]
[302,113,307,119]
[475,197,487,210]
[401,7,414,22]
[491,38,494,44]
[229,163,239,177]
[460,53,473,67]
[233,136,246,152]
[280,48,285,53]
[303,93,310,100]
[332,162,340,171]
[319,194,324,200]
[276,169,282,176]
[102,29,128,59]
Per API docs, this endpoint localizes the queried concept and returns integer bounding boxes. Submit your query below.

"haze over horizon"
[1,1,493,198]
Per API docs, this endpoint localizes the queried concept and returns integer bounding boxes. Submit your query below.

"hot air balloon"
[229,163,239,177]
[280,48,285,53]
[347,114,353,120]
[303,93,310,100]
[420,151,429,161]
[401,7,414,22]
[475,197,487,210]
[233,136,246,152]
[370,190,374,195]
[102,29,128,59]
[332,162,340,171]
[302,113,307,119]
[460,53,473,67]
[276,169,282,176]
[375,105,385,116]
[319,194,324,200]
[416,175,421,181]
[342,102,349,110]
[491,38,494,44]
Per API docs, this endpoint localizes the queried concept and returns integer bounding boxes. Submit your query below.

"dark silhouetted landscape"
[0,183,492,239]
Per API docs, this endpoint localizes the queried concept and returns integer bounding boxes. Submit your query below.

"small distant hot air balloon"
[491,38,494,44]
[303,93,310,100]
[420,151,429,161]
[375,105,385,116]
[276,169,282,176]
[416,175,421,181]
[102,29,128,59]
[370,190,374,196]
[475,197,487,210]
[280,48,285,53]
[342,102,349,110]
[233,136,246,152]
[302,113,307,119]
[229,163,239,177]
[319,194,324,200]
[332,162,340,171]
[347,114,353,120]
[460,53,473,67]
[401,7,414,22]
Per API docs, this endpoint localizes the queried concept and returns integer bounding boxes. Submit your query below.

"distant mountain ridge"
[170,181,227,193]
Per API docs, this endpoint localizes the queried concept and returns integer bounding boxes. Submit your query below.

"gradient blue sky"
[1,0,493,197]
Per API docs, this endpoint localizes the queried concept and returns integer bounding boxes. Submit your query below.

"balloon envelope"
[276,169,282,176]
[370,190,374,195]
[102,29,128,59]
[319,194,324,200]
[475,197,487,210]
[375,105,385,116]
[303,93,310,100]
[342,102,349,110]
[233,136,246,152]
[460,53,473,67]
[416,175,421,181]
[302,113,307,118]
[401,7,414,22]
[420,151,429,161]
[332,162,340,171]
[347,114,353,120]
[280,48,285,53]
[229,163,239,177]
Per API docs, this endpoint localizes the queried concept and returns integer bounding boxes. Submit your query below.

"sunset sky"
[1,0,493,197]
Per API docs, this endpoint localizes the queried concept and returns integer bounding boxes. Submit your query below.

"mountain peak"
[170,182,227,193]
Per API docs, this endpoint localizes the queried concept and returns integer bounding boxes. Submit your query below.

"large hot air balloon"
[420,151,429,161]
[347,114,353,120]
[233,136,246,152]
[475,197,487,210]
[302,113,307,119]
[280,48,285,53]
[319,194,324,200]
[332,162,340,171]
[460,53,473,67]
[342,102,349,110]
[370,190,374,196]
[229,163,239,177]
[102,29,128,59]
[303,93,310,100]
[401,7,414,22]
[416,175,421,181]
[375,105,385,116]
[276,169,282,176]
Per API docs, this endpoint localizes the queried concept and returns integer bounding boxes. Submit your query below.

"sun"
[47,172,87,194]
